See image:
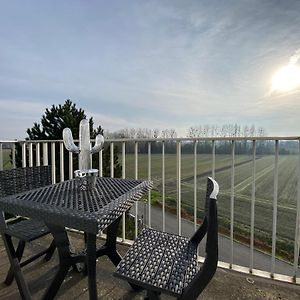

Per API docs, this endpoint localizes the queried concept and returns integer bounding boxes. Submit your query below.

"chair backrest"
[0,166,52,198]
[182,177,219,299]
[0,166,52,230]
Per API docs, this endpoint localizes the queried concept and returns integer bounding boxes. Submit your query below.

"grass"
[123,153,298,260]
[2,149,12,169]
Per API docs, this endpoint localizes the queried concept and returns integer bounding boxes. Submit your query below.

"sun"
[271,64,300,93]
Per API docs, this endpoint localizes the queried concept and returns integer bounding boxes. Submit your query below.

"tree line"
[13,100,295,177]
[106,124,295,155]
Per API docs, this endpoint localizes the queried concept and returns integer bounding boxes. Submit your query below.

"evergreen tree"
[13,100,121,178]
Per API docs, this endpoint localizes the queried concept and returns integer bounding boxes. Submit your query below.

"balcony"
[0,136,300,298]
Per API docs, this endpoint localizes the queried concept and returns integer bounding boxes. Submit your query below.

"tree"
[13,100,121,178]
[186,123,268,154]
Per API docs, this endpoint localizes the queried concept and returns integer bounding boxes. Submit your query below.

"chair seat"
[5,219,50,242]
[115,228,199,297]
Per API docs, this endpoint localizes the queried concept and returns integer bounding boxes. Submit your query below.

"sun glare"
[271,64,300,93]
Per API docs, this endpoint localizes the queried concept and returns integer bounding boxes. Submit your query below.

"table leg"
[96,216,122,266]
[1,234,31,299]
[42,224,72,300]
[86,233,98,299]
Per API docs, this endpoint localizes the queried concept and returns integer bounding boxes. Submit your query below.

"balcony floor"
[0,232,300,300]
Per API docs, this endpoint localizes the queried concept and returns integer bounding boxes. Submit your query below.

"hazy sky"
[1,0,300,139]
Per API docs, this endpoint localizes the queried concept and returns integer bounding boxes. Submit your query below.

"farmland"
[1,149,12,169]
[123,153,298,258]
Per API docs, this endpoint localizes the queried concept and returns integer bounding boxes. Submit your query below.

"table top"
[0,177,152,234]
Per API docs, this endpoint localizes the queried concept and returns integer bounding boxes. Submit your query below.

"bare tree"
[187,124,266,138]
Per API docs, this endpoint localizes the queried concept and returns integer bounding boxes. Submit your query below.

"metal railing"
[0,136,300,284]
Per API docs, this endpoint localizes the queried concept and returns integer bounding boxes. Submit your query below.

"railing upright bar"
[69,152,73,179]
[230,140,235,267]
[36,143,40,166]
[271,140,279,277]
[293,139,300,280]
[99,150,103,177]
[162,141,165,232]
[12,143,16,168]
[250,140,256,272]
[134,142,138,238]
[212,140,215,178]
[22,142,26,168]
[60,142,64,182]
[194,141,198,232]
[51,142,56,184]
[43,142,48,166]
[177,140,182,236]
[29,143,33,167]
[110,142,114,178]
[148,142,151,228]
[122,142,126,241]
[0,143,3,171]
[122,142,126,178]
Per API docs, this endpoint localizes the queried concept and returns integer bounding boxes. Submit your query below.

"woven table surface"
[0,177,152,234]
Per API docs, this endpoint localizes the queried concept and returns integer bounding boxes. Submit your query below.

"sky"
[1,0,300,139]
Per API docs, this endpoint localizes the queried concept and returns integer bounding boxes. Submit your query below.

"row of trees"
[105,128,177,139]
[105,124,266,140]
[187,124,266,138]
[106,125,295,155]
[14,100,295,174]
[104,124,270,155]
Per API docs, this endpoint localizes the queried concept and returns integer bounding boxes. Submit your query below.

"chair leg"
[145,290,161,300]
[44,239,56,261]
[42,265,69,300]
[2,235,31,299]
[4,240,25,285]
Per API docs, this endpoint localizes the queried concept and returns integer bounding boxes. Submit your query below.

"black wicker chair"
[0,166,56,285]
[114,177,219,300]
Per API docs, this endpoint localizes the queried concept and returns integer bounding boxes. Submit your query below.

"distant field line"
[234,164,274,193]
[181,157,258,183]
[153,156,258,187]
[166,183,297,211]
[234,157,288,193]
[205,182,295,210]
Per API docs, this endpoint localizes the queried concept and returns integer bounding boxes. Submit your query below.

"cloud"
[0,99,46,116]
[0,99,47,139]
[290,48,300,65]
[88,111,185,134]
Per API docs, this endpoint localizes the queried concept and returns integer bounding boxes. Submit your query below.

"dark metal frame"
[0,166,56,286]
[0,175,152,299]
[114,177,219,300]
[42,217,123,300]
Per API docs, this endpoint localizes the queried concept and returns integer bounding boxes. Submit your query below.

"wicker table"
[0,176,152,300]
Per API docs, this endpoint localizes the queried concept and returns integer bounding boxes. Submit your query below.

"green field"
[123,153,298,257]
[1,149,12,169]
